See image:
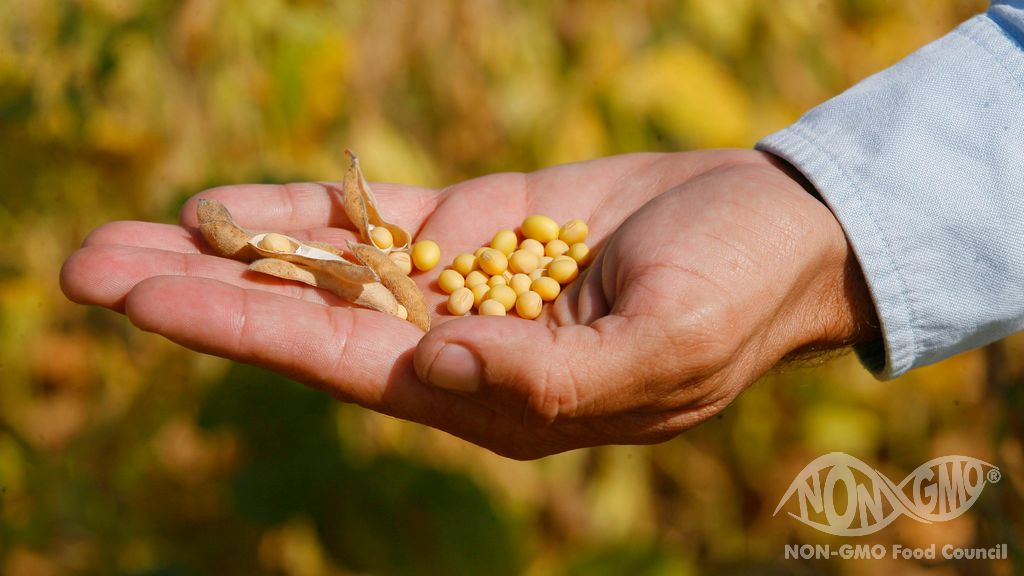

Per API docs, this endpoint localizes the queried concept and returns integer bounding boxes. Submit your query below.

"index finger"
[123,275,514,444]
[179,181,441,235]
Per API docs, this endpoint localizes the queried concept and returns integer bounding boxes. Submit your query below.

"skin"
[60,149,879,459]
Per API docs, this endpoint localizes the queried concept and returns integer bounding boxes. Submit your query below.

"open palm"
[61,149,876,458]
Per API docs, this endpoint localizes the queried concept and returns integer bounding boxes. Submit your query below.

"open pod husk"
[197,198,420,325]
[341,149,412,252]
[248,258,400,316]
[198,199,347,261]
[197,199,260,262]
[246,233,378,285]
[349,241,429,331]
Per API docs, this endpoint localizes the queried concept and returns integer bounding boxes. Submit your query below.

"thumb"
[413,313,661,425]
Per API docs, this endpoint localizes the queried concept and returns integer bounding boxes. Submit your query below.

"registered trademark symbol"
[988,469,1001,483]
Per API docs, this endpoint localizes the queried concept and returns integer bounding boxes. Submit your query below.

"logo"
[774,453,1000,536]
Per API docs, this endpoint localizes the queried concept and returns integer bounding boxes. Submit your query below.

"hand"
[61,150,878,459]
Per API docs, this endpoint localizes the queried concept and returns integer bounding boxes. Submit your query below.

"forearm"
[757,1,1024,378]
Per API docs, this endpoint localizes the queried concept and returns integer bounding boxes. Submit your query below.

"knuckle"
[519,355,583,428]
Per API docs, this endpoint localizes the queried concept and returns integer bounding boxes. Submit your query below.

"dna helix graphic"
[774,453,1000,537]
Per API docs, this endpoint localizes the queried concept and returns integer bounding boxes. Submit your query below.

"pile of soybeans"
[438,215,591,319]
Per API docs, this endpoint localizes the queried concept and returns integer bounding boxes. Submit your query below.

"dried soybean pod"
[248,258,401,317]
[350,242,430,331]
[197,199,259,261]
[341,150,412,252]
[247,233,378,285]
[303,240,346,258]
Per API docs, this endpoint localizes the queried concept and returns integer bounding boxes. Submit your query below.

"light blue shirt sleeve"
[756,1,1024,379]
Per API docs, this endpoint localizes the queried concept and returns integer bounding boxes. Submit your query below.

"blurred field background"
[2,0,1022,574]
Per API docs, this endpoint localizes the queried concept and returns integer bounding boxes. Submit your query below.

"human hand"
[61,150,878,459]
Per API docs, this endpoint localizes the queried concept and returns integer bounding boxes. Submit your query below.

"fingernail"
[426,343,481,392]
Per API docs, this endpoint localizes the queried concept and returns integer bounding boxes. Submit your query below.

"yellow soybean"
[490,230,518,255]
[509,273,532,295]
[521,215,559,243]
[478,248,508,276]
[411,240,441,271]
[515,291,543,320]
[474,246,488,257]
[519,238,544,258]
[509,249,540,274]
[471,283,491,307]
[545,239,569,258]
[370,226,394,250]
[531,277,560,301]
[447,287,474,315]
[547,257,578,284]
[479,299,506,316]
[487,274,507,288]
[465,270,489,288]
[559,219,589,245]
[388,251,413,275]
[528,269,545,281]
[566,242,589,265]
[538,256,553,270]
[485,284,517,311]
[438,269,466,293]
[258,233,297,252]
[451,253,477,276]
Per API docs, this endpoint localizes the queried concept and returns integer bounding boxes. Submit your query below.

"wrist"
[776,163,881,357]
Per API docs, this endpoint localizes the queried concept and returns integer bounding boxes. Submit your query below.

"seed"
[451,253,477,276]
[545,239,569,258]
[566,242,589,265]
[471,283,491,307]
[509,249,540,274]
[474,246,488,257]
[519,238,544,258]
[515,291,543,320]
[479,299,506,316]
[487,274,507,287]
[547,257,579,284]
[438,269,466,293]
[485,284,517,311]
[397,304,408,320]
[538,256,553,269]
[258,233,296,252]
[528,269,544,281]
[490,230,518,255]
[411,240,441,271]
[531,276,560,301]
[389,251,413,275]
[465,270,489,288]
[447,287,474,315]
[501,270,513,282]
[559,219,588,245]
[370,226,394,250]
[509,273,532,295]
[521,215,559,243]
[478,248,508,276]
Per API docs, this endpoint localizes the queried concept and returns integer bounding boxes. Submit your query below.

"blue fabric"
[756,1,1024,379]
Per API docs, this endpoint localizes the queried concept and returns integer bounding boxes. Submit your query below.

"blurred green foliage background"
[2,1,1022,575]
